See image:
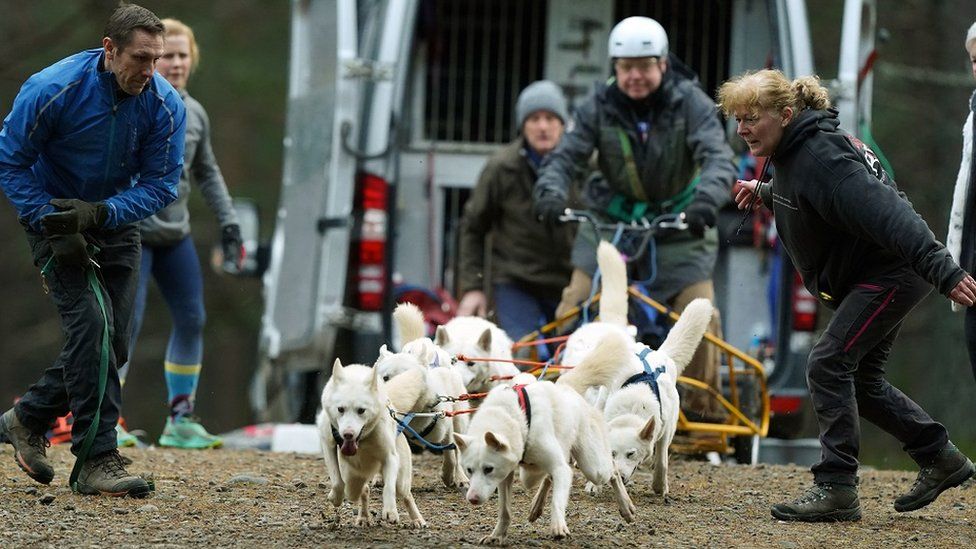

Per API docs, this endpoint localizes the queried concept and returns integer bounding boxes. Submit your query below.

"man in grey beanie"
[456,80,579,347]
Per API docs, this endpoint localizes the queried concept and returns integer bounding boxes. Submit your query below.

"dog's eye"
[626,450,636,459]
[382,375,390,382]
[466,361,475,367]
[612,451,618,458]
[466,467,473,474]
[483,466,493,475]
[337,407,345,414]
[357,408,366,415]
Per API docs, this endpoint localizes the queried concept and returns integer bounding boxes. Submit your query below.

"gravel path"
[1,445,974,547]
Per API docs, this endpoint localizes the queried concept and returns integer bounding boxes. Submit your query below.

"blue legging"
[121,236,206,414]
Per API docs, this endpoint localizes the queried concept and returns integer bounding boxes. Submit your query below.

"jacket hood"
[776,108,840,157]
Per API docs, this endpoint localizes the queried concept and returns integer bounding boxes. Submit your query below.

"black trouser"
[966,305,976,384]
[15,225,141,458]
[807,269,948,486]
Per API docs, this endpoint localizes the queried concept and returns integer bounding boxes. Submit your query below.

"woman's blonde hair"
[717,69,830,118]
[161,18,200,72]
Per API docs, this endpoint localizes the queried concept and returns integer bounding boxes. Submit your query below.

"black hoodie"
[760,108,965,304]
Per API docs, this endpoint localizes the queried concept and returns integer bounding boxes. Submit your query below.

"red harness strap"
[512,384,531,429]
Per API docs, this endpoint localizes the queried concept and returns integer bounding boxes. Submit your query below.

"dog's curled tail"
[557,332,632,394]
[385,366,428,413]
[393,303,427,347]
[597,241,628,327]
[659,298,714,375]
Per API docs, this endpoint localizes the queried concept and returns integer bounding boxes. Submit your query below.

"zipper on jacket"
[102,102,118,184]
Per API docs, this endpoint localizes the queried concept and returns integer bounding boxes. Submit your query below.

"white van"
[244,0,882,436]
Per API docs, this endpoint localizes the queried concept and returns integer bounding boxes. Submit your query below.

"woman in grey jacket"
[948,22,976,382]
[119,18,242,449]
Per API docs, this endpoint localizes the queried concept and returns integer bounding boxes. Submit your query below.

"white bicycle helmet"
[608,16,668,59]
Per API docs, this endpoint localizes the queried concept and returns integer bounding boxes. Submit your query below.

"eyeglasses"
[614,58,660,74]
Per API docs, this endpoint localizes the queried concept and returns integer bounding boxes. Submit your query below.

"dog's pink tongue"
[340,438,358,456]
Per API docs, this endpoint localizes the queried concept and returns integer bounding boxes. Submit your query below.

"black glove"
[41,199,108,235]
[683,200,717,239]
[533,192,567,225]
[220,224,244,273]
[48,233,90,267]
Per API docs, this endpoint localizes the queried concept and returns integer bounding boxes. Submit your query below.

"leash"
[731,157,772,242]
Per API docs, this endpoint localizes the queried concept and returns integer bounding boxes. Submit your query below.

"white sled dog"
[435,316,520,393]
[453,338,637,544]
[561,241,713,498]
[373,304,470,487]
[317,359,427,527]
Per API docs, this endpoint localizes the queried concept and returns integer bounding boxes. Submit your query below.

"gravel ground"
[1,445,974,548]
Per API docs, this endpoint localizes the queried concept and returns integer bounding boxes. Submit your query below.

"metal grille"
[420,0,548,143]
[614,0,732,99]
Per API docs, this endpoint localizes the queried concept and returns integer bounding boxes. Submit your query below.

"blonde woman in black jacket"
[719,69,976,522]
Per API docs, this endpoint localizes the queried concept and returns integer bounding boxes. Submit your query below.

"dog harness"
[395,403,451,454]
[512,384,531,429]
[621,347,666,414]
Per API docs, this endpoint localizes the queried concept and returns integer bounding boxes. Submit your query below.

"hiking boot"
[74,449,150,498]
[0,408,55,484]
[771,483,861,522]
[894,441,975,512]
[158,416,223,449]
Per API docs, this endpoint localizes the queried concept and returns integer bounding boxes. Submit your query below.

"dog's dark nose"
[343,433,354,441]
[468,494,480,505]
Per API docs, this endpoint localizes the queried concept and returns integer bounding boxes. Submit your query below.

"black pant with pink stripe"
[807,268,948,486]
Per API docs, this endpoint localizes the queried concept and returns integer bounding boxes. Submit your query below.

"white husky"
[373,304,471,487]
[561,241,713,498]
[317,359,427,527]
[453,337,637,544]
[435,316,521,393]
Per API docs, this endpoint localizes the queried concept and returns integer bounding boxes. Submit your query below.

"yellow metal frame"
[516,287,770,457]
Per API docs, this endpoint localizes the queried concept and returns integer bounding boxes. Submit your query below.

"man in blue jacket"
[0,4,185,497]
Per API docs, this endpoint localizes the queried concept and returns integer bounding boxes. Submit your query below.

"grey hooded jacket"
[139,90,237,246]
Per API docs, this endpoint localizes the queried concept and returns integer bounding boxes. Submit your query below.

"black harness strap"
[622,347,666,414]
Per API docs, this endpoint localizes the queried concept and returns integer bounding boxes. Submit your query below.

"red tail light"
[770,395,803,415]
[792,272,817,331]
[351,172,388,311]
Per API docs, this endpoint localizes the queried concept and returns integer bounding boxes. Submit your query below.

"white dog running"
[317,359,427,527]
[454,336,637,544]
[561,241,714,498]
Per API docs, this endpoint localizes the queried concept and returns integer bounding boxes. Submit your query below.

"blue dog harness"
[621,347,667,414]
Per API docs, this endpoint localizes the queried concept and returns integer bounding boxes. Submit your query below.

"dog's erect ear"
[369,365,380,390]
[477,328,492,351]
[434,326,449,346]
[484,431,508,452]
[332,358,344,378]
[453,432,472,451]
[378,344,391,358]
[639,416,656,441]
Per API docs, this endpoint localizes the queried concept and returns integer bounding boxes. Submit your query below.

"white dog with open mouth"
[453,336,637,544]
[561,241,713,498]
[317,359,427,528]
[435,316,521,393]
[373,303,471,487]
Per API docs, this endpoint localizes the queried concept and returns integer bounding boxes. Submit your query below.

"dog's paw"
[354,514,372,527]
[618,498,637,523]
[381,506,400,524]
[478,533,507,545]
[328,485,345,507]
[584,481,602,496]
[410,517,428,529]
[550,520,571,539]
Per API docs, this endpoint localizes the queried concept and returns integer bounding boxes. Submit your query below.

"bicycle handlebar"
[558,208,689,234]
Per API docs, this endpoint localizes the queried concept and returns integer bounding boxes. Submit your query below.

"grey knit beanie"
[968,21,976,50]
[515,80,568,130]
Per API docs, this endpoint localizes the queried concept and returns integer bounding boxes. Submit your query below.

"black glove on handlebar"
[533,192,566,225]
[683,200,717,239]
[41,199,108,235]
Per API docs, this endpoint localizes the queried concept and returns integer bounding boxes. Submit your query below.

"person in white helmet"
[533,16,736,420]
